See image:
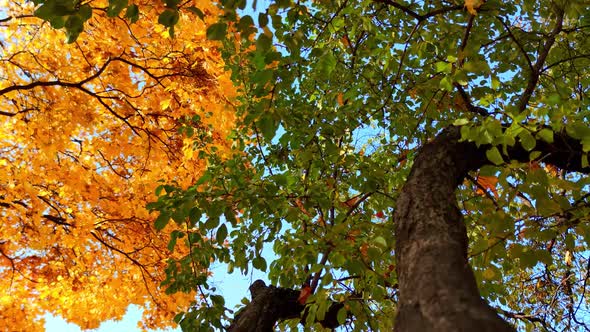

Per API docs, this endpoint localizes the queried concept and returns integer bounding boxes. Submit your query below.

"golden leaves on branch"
[0,0,237,330]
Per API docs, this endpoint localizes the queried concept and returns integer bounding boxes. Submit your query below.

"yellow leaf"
[160,99,172,110]
[565,250,572,266]
[465,0,484,15]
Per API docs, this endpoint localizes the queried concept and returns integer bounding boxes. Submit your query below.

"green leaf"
[224,209,238,226]
[49,16,66,29]
[491,76,501,89]
[195,171,212,185]
[64,15,84,43]
[186,6,205,20]
[440,76,453,91]
[252,256,267,271]
[165,0,181,8]
[173,312,184,324]
[486,147,504,165]
[536,197,562,216]
[216,224,228,244]
[78,4,93,21]
[316,298,328,321]
[207,23,227,40]
[252,69,273,86]
[317,52,337,77]
[374,236,387,248]
[337,307,347,324]
[158,9,180,27]
[155,213,170,230]
[168,25,176,38]
[189,207,202,224]
[204,217,220,230]
[566,123,590,140]
[256,33,272,52]
[168,231,181,251]
[257,115,278,140]
[529,150,541,160]
[435,61,452,74]
[536,128,554,143]
[125,4,139,23]
[258,12,269,27]
[519,130,536,151]
[34,3,60,21]
[210,294,225,306]
[238,15,254,34]
[107,0,128,17]
[453,118,469,126]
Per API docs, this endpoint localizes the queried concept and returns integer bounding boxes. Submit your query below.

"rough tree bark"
[228,126,589,331]
[227,280,342,332]
[394,126,589,332]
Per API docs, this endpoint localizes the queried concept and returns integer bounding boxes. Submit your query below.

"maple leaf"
[475,175,498,198]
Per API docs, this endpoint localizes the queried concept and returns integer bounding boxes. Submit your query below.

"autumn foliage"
[0,1,236,330]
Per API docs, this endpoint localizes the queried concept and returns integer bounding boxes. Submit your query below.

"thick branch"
[375,0,463,22]
[0,58,114,96]
[228,280,343,331]
[393,126,589,332]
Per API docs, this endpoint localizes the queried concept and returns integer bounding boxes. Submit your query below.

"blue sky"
[45,261,270,331]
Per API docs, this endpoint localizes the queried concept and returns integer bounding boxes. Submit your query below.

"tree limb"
[393,125,589,332]
[516,6,565,112]
[228,280,344,331]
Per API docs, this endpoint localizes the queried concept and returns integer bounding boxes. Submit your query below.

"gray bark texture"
[228,280,342,331]
[393,126,589,332]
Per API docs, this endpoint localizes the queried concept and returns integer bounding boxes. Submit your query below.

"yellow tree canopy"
[0,1,236,330]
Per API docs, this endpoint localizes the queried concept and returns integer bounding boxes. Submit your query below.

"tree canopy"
[0,0,236,330]
[3,0,590,331]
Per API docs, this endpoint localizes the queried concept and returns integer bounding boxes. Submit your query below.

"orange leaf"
[346,229,361,243]
[298,285,312,305]
[295,198,312,216]
[384,264,395,278]
[317,215,325,226]
[340,36,352,53]
[342,194,362,208]
[464,0,484,15]
[360,243,369,258]
[544,164,558,176]
[476,175,498,198]
[337,92,344,106]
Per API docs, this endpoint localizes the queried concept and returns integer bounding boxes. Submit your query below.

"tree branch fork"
[227,125,589,331]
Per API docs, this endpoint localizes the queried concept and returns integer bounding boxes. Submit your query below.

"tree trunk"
[229,126,588,331]
[393,126,589,332]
